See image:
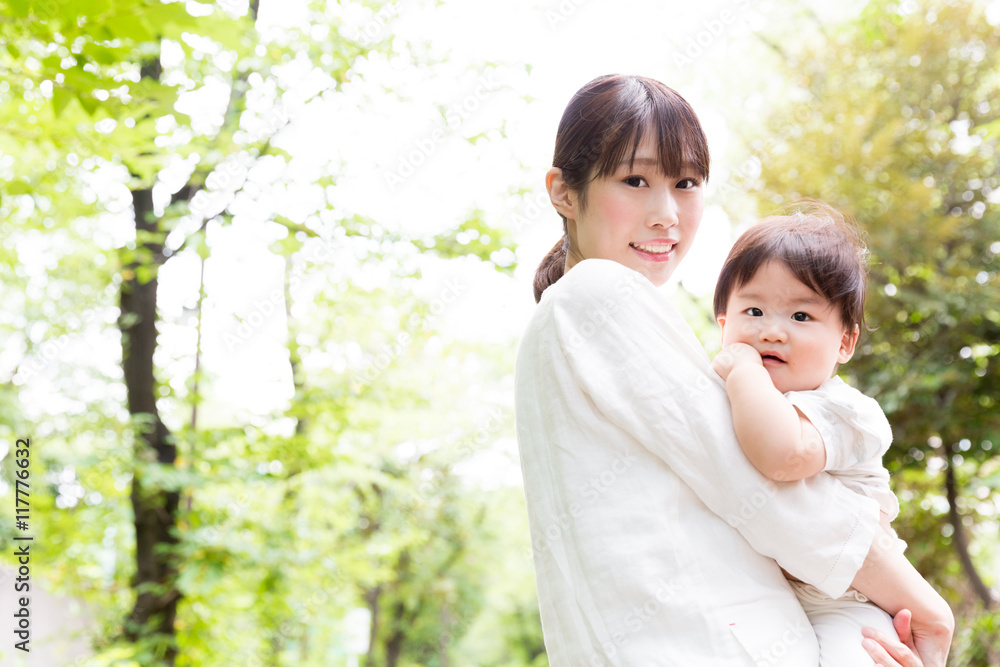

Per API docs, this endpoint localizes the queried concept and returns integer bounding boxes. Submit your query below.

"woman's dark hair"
[713,201,870,333]
[532,74,710,302]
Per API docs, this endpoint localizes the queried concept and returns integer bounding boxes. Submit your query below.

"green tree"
[0,0,530,665]
[735,0,1000,661]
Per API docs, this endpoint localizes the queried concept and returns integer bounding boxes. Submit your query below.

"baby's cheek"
[724,324,757,347]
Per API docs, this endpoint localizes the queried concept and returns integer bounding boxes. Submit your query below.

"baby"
[711,203,949,665]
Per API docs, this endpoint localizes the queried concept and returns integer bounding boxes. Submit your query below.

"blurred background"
[0,0,997,664]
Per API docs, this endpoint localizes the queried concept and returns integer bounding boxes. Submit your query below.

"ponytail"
[533,233,568,303]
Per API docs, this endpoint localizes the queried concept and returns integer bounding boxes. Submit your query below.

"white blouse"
[515,258,881,666]
[786,377,900,520]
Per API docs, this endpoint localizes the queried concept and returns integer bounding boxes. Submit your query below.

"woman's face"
[563,132,705,287]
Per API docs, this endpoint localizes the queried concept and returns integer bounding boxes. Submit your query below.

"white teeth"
[631,242,674,254]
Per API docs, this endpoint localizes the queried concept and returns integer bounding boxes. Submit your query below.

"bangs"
[589,78,710,181]
[713,206,870,332]
[730,233,832,300]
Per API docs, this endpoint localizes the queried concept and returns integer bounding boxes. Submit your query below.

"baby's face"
[717,260,858,393]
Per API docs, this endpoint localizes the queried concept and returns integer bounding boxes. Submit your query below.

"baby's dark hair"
[713,201,870,333]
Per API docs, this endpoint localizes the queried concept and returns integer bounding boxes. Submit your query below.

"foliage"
[0,0,536,665]
[734,0,1000,662]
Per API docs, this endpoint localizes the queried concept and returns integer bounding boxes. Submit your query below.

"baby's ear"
[838,324,860,363]
[716,313,727,333]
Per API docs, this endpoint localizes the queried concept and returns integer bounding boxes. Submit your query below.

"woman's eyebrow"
[618,157,698,174]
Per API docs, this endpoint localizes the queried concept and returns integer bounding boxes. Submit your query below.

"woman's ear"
[838,324,860,363]
[546,167,575,220]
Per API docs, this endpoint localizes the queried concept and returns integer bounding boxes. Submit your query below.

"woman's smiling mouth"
[630,241,677,260]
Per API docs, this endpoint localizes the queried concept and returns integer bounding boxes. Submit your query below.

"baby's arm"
[711,342,825,481]
[714,344,955,664]
[854,517,955,667]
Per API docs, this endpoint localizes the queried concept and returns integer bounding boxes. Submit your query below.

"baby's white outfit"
[785,377,903,667]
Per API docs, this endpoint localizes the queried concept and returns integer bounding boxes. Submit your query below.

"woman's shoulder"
[542,258,652,309]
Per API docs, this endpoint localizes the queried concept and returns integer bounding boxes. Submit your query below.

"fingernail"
[862,628,875,638]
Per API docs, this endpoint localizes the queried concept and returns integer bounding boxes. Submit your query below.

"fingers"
[862,627,923,667]
[863,637,898,667]
[893,609,914,647]
[863,637,902,667]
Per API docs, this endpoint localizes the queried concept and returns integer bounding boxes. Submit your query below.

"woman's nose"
[648,189,679,228]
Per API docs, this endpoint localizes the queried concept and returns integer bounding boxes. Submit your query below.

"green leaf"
[51,87,73,117]
[78,94,99,116]
[6,0,29,18]
[104,12,155,42]
[974,117,1000,139]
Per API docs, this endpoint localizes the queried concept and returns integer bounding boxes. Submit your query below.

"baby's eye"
[792,312,811,322]
[623,175,648,187]
[745,307,763,317]
[676,177,702,190]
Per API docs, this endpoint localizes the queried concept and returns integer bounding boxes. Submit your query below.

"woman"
[515,74,951,666]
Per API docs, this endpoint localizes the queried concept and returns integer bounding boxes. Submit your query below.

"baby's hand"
[711,343,763,381]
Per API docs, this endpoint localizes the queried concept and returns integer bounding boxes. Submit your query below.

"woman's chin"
[635,263,676,287]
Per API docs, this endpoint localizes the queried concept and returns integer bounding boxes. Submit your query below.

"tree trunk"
[263,257,309,664]
[120,182,180,664]
[364,585,381,667]
[944,461,995,608]
[384,598,407,667]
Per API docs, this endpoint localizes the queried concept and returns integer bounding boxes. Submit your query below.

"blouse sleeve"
[785,379,893,472]
[547,258,879,599]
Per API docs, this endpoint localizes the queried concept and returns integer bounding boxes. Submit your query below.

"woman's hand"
[711,342,762,381]
[862,609,951,667]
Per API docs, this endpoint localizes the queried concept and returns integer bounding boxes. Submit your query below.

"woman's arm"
[712,342,826,481]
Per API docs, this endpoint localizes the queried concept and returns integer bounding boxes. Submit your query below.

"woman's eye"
[676,177,702,190]
[623,176,647,187]
[792,312,810,322]
[745,307,763,317]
